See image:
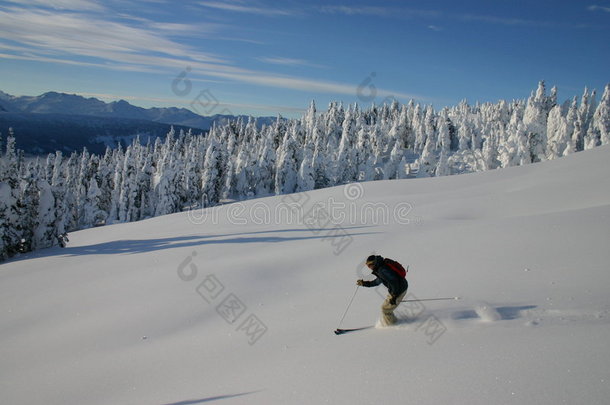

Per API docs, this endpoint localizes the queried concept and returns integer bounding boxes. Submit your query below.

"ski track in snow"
[389,302,610,329]
[357,298,610,338]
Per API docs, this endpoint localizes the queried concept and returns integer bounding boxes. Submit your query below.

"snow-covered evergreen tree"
[324,102,344,156]
[254,131,276,196]
[412,104,426,153]
[435,148,450,177]
[419,134,437,177]
[310,117,332,189]
[0,132,23,257]
[18,165,42,253]
[107,148,123,223]
[34,178,55,249]
[591,84,610,145]
[482,131,500,171]
[136,144,155,219]
[201,135,227,206]
[0,181,13,259]
[297,139,315,192]
[385,135,405,179]
[573,88,597,151]
[118,145,138,222]
[275,124,299,195]
[232,140,257,199]
[588,84,610,147]
[546,104,570,160]
[384,107,409,179]
[81,178,104,227]
[456,101,473,152]
[334,106,358,184]
[523,81,550,162]
[95,147,115,222]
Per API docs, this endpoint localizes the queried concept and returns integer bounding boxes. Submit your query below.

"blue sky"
[0,0,609,118]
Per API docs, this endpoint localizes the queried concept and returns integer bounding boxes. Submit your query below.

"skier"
[357,255,408,326]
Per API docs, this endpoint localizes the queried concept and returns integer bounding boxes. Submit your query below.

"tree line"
[1,81,608,260]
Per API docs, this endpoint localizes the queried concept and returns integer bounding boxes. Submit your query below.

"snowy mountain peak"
[0,90,13,101]
[0,90,274,132]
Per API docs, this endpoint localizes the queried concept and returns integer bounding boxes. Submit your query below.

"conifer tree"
[201,136,226,206]
[593,84,610,146]
[297,140,315,192]
[546,105,569,159]
[275,125,299,195]
[34,178,55,249]
[523,81,549,162]
[419,135,437,177]
[254,131,276,196]
[335,106,358,184]
[50,151,69,242]
[311,118,331,189]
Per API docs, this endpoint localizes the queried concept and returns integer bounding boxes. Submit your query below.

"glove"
[356,279,364,286]
[388,296,397,305]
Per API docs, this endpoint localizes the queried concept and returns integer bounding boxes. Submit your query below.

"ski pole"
[336,285,360,331]
[401,297,461,303]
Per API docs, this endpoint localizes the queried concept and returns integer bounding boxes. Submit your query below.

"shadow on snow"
[17,227,380,260]
[160,390,260,405]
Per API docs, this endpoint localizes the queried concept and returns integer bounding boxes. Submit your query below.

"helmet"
[366,255,382,267]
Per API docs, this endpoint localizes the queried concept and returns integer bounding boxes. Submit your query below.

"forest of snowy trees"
[1,81,609,260]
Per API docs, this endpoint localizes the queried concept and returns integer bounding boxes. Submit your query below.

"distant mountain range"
[0,91,275,155]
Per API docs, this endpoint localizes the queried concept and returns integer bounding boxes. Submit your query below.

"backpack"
[384,258,407,278]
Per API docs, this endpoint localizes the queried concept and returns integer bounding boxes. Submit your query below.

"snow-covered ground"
[1,146,610,405]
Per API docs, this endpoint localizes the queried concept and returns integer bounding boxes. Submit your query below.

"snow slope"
[1,146,610,405]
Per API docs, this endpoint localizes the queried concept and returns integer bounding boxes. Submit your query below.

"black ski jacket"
[362,257,408,299]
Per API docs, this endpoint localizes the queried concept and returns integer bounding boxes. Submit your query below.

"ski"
[334,326,373,335]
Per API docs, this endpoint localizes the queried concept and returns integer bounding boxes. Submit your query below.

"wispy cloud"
[0,3,427,105]
[145,21,223,37]
[319,5,391,17]
[319,5,439,19]
[206,69,423,101]
[0,7,227,64]
[197,1,295,17]
[456,13,554,27]
[258,56,326,69]
[588,4,610,13]
[0,52,167,74]
[2,0,106,12]
[317,4,593,29]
